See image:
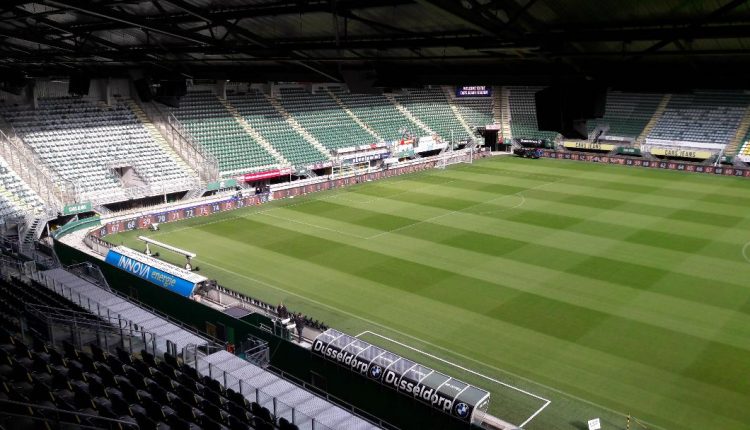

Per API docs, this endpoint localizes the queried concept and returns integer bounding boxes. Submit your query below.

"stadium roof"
[2,0,750,89]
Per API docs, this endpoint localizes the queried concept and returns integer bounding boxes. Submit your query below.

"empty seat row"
[648,92,750,146]
[0,97,194,203]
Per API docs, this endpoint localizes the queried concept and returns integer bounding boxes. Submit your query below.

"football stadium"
[1,1,750,430]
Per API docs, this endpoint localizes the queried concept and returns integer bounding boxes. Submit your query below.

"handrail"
[53,263,228,348]
[139,99,220,183]
[0,399,138,429]
[0,128,74,212]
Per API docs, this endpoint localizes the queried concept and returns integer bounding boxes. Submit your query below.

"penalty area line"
[197,254,668,430]
[356,330,551,429]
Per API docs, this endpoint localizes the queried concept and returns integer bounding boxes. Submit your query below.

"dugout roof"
[313,329,491,421]
[2,1,750,88]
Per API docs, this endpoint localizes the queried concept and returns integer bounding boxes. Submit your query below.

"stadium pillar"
[104,77,113,106]
[26,82,37,109]
[217,80,227,100]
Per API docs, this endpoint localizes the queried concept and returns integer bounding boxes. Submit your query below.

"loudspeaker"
[68,74,91,96]
[134,78,153,102]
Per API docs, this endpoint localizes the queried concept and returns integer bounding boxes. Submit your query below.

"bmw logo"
[369,365,383,379]
[454,402,470,418]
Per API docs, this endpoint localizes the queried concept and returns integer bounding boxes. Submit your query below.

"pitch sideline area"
[356,330,551,428]
[110,156,750,430]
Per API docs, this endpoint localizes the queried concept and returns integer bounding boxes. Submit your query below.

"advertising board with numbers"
[92,161,440,239]
[543,151,750,178]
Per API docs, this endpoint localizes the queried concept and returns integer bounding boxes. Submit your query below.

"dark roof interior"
[2,0,750,89]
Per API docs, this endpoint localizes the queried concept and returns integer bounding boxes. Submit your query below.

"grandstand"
[276,87,376,151]
[450,92,495,130]
[506,87,559,142]
[329,88,423,142]
[170,91,280,175]
[586,92,664,141]
[737,128,750,160]
[1,97,196,205]
[646,91,750,149]
[0,258,383,430]
[393,88,471,142]
[0,157,45,221]
[2,1,750,430]
[226,89,329,167]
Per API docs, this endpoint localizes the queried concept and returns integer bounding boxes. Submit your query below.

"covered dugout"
[313,329,491,426]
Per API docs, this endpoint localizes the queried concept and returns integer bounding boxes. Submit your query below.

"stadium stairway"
[218,99,291,166]
[441,86,477,138]
[384,93,433,135]
[498,87,511,140]
[635,94,671,148]
[0,128,70,212]
[724,105,750,156]
[20,217,42,249]
[325,88,383,141]
[118,99,197,182]
[264,95,332,160]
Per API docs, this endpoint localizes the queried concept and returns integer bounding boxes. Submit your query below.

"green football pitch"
[111,156,750,430]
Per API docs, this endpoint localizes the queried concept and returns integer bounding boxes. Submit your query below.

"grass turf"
[110,156,750,430]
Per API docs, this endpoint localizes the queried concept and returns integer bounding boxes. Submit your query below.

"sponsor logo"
[455,402,470,418]
[382,370,454,413]
[117,255,150,278]
[312,340,370,375]
[112,254,177,290]
[312,340,464,417]
[369,364,383,379]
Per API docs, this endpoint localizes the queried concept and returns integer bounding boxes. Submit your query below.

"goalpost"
[436,132,478,169]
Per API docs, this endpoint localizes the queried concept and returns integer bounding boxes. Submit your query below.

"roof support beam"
[413,0,511,38]
[631,0,750,60]
[42,0,215,45]
[70,0,414,32]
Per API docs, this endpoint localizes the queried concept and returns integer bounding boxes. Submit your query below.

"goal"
[436,141,477,169]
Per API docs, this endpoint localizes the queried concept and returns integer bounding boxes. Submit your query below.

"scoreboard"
[455,86,492,97]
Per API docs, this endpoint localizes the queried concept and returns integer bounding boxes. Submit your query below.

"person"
[295,313,304,340]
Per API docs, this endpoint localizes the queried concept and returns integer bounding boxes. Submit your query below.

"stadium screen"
[456,86,492,97]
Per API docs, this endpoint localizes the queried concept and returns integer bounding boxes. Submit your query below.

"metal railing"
[0,129,74,213]
[139,100,220,184]
[0,399,138,430]
[35,264,226,350]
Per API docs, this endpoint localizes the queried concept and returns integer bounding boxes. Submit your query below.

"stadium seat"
[647,91,750,147]
[587,91,663,139]
[276,87,376,151]
[0,97,195,204]
[170,90,279,175]
[227,89,330,167]
[330,87,424,141]
[506,86,559,141]
[394,88,470,141]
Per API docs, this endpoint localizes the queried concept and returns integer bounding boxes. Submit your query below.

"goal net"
[436,142,477,169]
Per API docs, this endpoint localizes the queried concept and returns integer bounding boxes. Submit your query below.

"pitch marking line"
[189,259,667,430]
[742,241,750,263]
[366,178,563,240]
[477,194,525,215]
[325,179,457,205]
[151,178,458,239]
[356,330,551,429]
[258,212,371,240]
